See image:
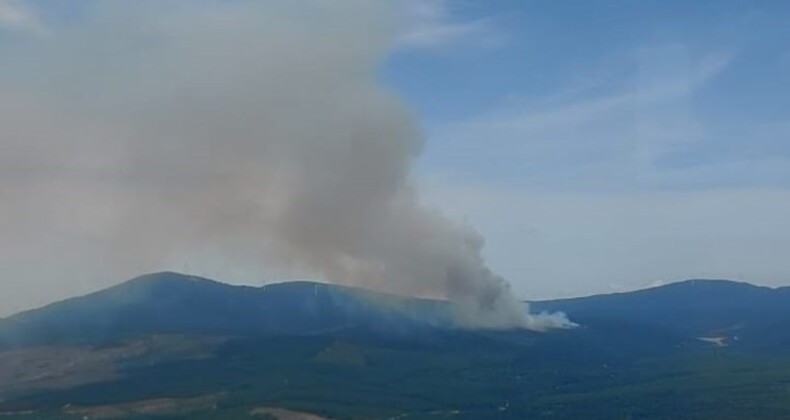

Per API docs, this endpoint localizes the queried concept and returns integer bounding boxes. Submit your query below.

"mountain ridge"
[3,273,790,419]
[0,272,459,347]
[3,272,790,350]
[6,272,785,322]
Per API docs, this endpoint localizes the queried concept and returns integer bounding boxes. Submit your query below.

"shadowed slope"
[531,279,790,350]
[0,272,456,346]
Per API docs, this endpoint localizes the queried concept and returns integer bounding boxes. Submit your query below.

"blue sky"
[384,0,790,297]
[388,0,789,190]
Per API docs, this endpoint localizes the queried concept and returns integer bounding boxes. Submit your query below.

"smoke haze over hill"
[0,0,572,329]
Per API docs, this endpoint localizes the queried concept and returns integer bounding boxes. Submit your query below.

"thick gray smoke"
[0,0,573,329]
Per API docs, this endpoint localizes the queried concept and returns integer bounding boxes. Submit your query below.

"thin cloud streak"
[422,48,740,190]
[396,0,502,49]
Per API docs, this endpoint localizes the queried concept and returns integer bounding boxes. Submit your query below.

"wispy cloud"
[396,0,502,49]
[478,50,734,131]
[414,39,790,297]
[423,47,740,190]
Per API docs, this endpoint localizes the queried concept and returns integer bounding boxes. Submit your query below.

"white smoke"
[0,0,573,330]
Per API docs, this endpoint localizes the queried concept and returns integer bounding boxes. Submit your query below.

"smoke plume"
[0,0,572,329]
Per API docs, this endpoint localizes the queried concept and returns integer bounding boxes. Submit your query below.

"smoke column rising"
[0,0,572,329]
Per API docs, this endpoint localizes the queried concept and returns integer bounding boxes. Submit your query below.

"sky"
[386,0,790,298]
[0,0,789,314]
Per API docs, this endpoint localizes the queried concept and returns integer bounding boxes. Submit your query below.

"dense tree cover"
[3,333,790,419]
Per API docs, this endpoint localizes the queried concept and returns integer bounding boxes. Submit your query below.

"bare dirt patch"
[251,406,331,420]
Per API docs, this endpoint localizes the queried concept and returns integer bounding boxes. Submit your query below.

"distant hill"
[531,279,790,350]
[3,273,790,419]
[3,273,790,351]
[0,272,456,347]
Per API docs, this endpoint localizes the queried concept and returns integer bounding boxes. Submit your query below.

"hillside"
[0,272,456,347]
[532,279,790,350]
[2,273,790,419]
